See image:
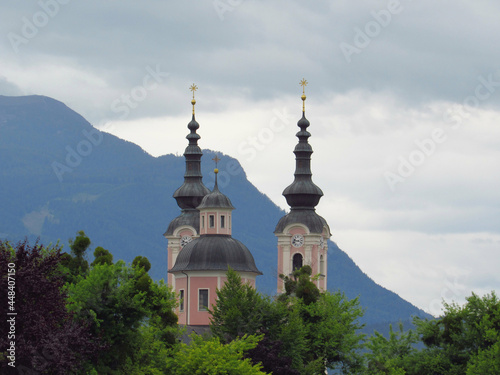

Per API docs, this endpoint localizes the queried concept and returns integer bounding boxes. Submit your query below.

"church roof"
[276,80,329,235]
[197,181,234,210]
[282,112,324,209]
[172,86,210,210]
[164,209,199,236]
[274,209,329,234]
[281,81,324,211]
[169,235,262,274]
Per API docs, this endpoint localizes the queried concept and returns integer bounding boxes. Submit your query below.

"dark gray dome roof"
[169,235,261,274]
[197,183,234,210]
[282,112,324,210]
[274,209,329,234]
[164,209,199,236]
[172,114,211,210]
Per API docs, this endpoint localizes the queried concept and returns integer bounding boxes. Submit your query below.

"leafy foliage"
[133,255,151,272]
[0,240,101,374]
[91,246,113,266]
[60,230,92,283]
[364,322,418,374]
[363,291,500,375]
[210,266,365,375]
[279,265,320,305]
[210,267,266,342]
[66,258,179,374]
[165,334,268,375]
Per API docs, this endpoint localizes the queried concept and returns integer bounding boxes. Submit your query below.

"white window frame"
[179,289,185,312]
[198,288,209,311]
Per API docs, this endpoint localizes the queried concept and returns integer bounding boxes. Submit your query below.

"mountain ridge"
[0,94,432,325]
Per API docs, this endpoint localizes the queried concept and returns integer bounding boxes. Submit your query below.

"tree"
[279,265,320,305]
[297,290,365,373]
[364,322,418,374]
[276,266,365,374]
[0,240,101,374]
[363,291,500,375]
[209,268,300,374]
[65,257,179,373]
[165,334,268,375]
[466,341,500,375]
[412,292,500,375]
[68,230,91,274]
[245,334,300,375]
[91,246,113,266]
[210,268,266,342]
[132,255,151,272]
[210,266,365,375]
[60,230,92,283]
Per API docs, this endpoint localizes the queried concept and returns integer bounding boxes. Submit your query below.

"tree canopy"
[363,291,500,375]
[0,240,101,374]
[210,266,365,374]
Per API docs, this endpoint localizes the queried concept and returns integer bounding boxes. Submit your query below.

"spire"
[282,79,323,210]
[197,154,234,210]
[172,84,210,210]
[300,78,307,112]
[190,83,197,115]
[213,154,221,191]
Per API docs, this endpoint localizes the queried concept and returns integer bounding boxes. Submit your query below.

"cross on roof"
[212,155,221,168]
[190,83,198,97]
[300,78,308,93]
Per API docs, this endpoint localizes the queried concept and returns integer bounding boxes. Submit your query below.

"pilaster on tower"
[275,79,331,293]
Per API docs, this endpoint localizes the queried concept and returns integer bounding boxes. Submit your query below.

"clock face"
[180,235,193,248]
[291,234,304,248]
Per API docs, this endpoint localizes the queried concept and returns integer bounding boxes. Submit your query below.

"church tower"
[275,79,331,292]
[166,85,261,326]
[169,163,262,326]
[164,84,210,289]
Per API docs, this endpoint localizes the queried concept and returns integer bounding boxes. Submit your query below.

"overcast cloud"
[1,0,499,315]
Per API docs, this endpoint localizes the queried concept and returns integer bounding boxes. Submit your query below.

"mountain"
[0,95,432,325]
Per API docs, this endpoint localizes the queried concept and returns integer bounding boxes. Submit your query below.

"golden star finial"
[300,78,308,91]
[190,83,198,115]
[300,78,307,112]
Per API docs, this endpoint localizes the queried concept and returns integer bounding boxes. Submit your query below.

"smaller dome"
[197,184,234,210]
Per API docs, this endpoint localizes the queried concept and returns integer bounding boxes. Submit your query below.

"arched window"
[292,253,303,271]
[320,255,325,275]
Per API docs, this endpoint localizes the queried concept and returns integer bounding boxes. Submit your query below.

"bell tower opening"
[293,253,303,271]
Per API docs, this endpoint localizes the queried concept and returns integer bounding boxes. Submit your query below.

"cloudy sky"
[1,0,499,315]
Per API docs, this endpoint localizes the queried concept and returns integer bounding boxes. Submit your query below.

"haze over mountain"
[0,94,432,325]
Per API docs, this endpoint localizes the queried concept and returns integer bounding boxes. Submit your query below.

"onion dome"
[197,168,234,210]
[274,208,328,234]
[172,84,210,211]
[164,209,200,236]
[282,79,323,210]
[168,235,262,274]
